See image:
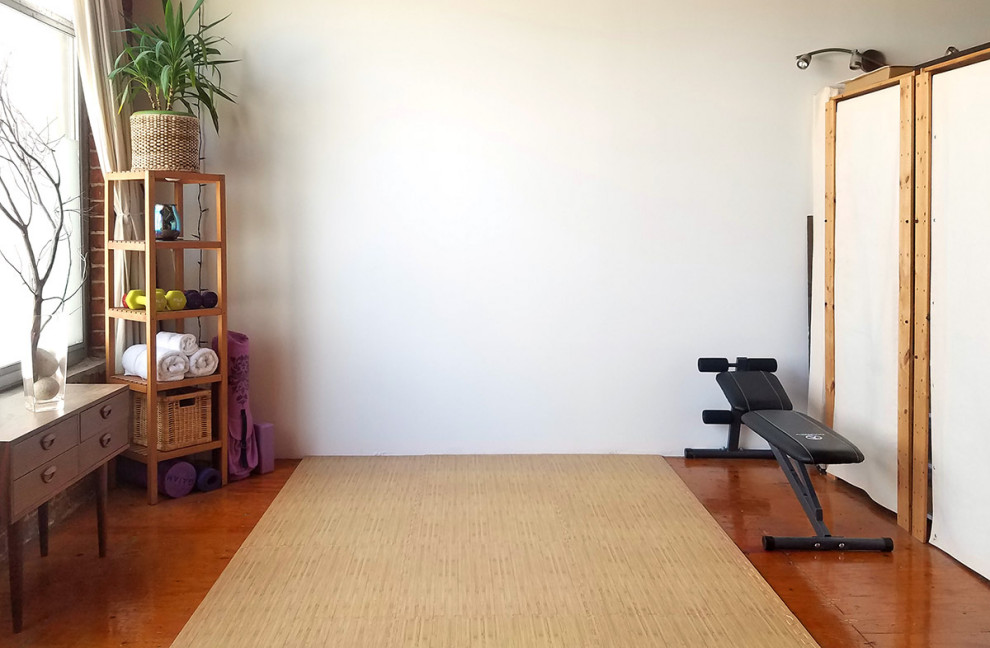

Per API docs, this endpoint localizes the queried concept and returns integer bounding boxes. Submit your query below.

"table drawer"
[79,422,128,471]
[10,417,79,479]
[80,390,130,441]
[12,446,79,517]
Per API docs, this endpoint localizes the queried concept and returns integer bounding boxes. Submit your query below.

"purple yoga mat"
[117,458,197,498]
[213,331,259,481]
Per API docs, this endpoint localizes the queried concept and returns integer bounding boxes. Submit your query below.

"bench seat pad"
[741,410,865,465]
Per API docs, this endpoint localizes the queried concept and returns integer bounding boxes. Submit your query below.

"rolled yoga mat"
[213,331,259,480]
[193,462,223,492]
[117,458,197,498]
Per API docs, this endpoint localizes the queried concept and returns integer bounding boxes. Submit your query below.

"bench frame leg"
[764,446,893,552]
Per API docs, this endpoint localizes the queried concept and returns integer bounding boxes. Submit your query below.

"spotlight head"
[796,54,811,70]
[849,50,864,70]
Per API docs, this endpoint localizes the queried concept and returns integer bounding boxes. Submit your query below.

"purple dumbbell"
[183,289,203,309]
[200,290,218,309]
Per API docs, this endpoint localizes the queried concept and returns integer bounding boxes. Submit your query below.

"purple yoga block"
[254,422,275,474]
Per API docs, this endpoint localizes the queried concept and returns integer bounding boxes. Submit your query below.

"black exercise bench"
[696,357,893,552]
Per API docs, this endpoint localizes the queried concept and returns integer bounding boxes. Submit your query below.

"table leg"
[7,518,23,633]
[97,463,108,558]
[37,502,48,557]
[107,457,118,490]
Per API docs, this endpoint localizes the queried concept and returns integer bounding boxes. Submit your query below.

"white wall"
[143,0,990,457]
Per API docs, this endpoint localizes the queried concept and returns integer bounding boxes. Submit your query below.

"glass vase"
[21,304,67,412]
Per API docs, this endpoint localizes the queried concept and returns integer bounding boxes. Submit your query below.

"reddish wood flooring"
[669,457,990,648]
[0,457,988,647]
[0,460,298,648]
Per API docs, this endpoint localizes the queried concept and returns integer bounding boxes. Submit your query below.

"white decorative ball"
[34,376,61,400]
[34,348,60,378]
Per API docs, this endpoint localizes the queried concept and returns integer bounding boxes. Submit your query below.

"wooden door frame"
[823,72,917,535]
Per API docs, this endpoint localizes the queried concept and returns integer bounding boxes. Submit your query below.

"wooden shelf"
[123,439,223,463]
[110,373,222,392]
[108,239,222,251]
[105,170,225,184]
[108,307,222,321]
[104,171,229,504]
[107,240,147,251]
[158,240,222,250]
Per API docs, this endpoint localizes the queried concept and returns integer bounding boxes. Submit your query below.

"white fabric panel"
[830,87,901,513]
[808,86,839,421]
[929,60,990,580]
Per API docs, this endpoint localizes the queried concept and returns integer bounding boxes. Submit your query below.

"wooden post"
[896,75,917,531]
[173,181,185,335]
[216,177,229,485]
[911,72,933,542]
[144,171,159,505]
[823,99,837,428]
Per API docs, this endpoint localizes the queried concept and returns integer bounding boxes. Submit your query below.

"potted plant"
[0,70,84,411]
[109,0,235,171]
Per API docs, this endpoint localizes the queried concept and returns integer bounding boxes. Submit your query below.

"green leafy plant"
[109,0,235,132]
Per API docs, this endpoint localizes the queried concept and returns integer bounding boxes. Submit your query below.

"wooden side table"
[0,384,130,633]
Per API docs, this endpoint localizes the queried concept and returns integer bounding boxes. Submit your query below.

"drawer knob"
[100,432,113,448]
[100,404,113,419]
[41,465,57,484]
[40,433,56,451]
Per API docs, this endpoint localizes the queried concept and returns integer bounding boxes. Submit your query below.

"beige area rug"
[171,455,819,647]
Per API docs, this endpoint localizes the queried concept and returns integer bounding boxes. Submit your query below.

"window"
[0,0,84,389]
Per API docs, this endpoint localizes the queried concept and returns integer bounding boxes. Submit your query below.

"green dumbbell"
[123,289,167,311]
[164,290,187,310]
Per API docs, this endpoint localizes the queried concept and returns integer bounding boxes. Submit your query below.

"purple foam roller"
[117,458,196,498]
[160,461,197,498]
[194,463,222,492]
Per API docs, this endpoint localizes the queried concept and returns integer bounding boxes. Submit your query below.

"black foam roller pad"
[698,357,729,373]
[702,409,733,425]
[744,358,778,372]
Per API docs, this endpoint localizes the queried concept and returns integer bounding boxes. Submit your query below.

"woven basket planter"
[130,111,200,172]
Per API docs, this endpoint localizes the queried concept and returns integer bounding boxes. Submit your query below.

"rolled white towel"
[122,344,189,382]
[157,331,199,356]
[185,347,219,377]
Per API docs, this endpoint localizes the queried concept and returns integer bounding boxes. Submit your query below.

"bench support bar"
[764,447,894,552]
[685,411,775,460]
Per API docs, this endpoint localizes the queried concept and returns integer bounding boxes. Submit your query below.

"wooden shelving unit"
[104,170,229,504]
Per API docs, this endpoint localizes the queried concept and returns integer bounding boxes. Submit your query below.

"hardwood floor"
[668,457,990,648]
[0,459,298,648]
[0,456,988,647]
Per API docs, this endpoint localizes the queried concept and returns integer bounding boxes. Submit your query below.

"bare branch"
[0,64,85,351]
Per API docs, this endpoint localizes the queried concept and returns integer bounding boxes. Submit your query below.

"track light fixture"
[795,48,886,72]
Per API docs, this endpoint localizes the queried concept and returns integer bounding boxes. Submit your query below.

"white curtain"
[808,84,901,513]
[73,0,144,373]
[928,59,990,580]
[829,86,902,513]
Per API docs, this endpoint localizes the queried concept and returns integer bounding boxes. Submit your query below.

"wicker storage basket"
[130,111,200,172]
[133,389,212,451]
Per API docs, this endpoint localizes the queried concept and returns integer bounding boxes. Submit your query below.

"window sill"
[0,356,108,398]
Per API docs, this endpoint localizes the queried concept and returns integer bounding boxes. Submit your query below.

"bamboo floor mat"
[172,455,819,647]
